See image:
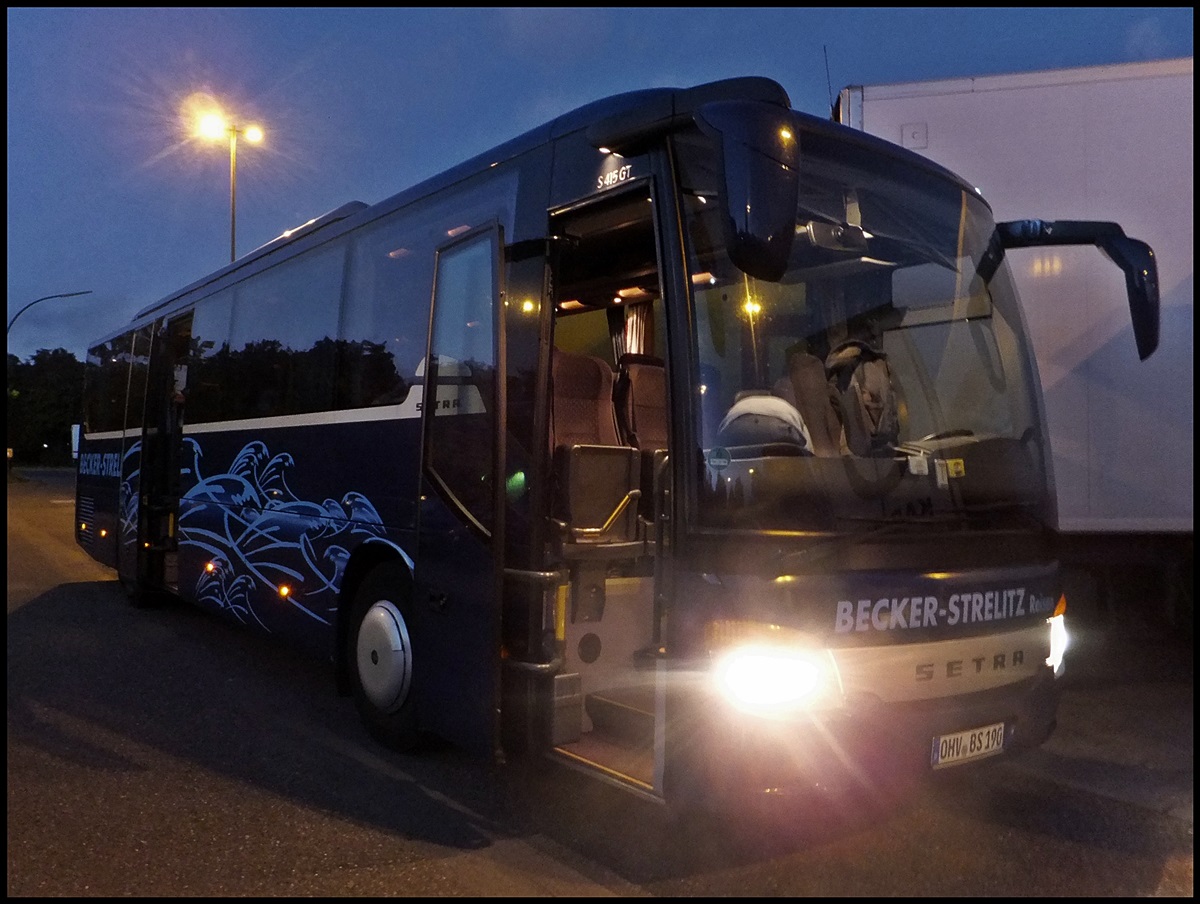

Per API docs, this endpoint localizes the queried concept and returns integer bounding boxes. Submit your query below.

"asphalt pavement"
[1000,613,1193,832]
[8,466,1194,832]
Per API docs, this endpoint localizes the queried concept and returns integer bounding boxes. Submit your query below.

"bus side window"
[341,211,432,410]
[185,289,232,425]
[226,243,343,420]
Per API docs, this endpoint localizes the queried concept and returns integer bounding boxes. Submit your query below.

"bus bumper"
[670,668,1060,811]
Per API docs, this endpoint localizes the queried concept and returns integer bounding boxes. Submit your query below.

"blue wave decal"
[119,441,143,554]
[178,438,385,629]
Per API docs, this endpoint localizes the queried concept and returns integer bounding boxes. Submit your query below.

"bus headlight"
[713,644,839,715]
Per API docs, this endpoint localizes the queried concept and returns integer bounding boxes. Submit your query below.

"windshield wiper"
[867,230,959,271]
[894,430,984,457]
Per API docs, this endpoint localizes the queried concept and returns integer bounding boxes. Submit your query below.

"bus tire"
[348,563,421,752]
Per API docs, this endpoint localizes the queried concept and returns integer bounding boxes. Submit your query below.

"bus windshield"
[676,121,1050,533]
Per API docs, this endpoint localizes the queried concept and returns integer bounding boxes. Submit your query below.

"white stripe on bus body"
[83,383,485,440]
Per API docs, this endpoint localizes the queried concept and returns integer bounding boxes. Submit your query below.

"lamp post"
[7,290,93,337]
[198,113,264,263]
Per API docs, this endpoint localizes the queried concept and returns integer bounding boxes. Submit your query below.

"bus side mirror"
[997,219,1160,361]
[1094,233,1160,361]
[694,101,799,282]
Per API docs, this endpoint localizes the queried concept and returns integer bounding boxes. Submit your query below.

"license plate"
[931,721,1005,769]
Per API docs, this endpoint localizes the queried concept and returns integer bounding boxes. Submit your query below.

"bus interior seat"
[774,350,842,457]
[549,349,640,547]
[825,340,900,456]
[615,353,667,452]
[550,348,620,448]
[615,352,668,524]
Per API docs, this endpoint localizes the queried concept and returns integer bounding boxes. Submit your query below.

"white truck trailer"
[836,57,1193,625]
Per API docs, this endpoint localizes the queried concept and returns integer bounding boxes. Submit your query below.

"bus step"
[585,684,655,749]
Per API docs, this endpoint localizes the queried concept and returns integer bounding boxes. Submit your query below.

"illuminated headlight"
[713,644,838,716]
[1045,614,1068,675]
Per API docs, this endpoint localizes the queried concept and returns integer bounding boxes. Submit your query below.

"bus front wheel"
[348,564,421,751]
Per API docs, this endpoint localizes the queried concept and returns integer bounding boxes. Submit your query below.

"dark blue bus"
[76,77,1158,813]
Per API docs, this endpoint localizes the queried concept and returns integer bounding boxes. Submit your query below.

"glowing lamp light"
[278,585,291,598]
[713,645,832,716]
[505,469,527,498]
[197,112,228,141]
[1046,594,1069,674]
[191,102,267,262]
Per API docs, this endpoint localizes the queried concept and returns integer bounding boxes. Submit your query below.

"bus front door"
[414,226,507,758]
[137,313,192,597]
[115,325,153,592]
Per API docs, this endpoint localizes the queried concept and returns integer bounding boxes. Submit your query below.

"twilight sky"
[6,7,1193,362]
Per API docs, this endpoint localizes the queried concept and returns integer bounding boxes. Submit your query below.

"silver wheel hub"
[356,599,413,713]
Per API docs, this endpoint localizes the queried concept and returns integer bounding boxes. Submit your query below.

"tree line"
[7,349,84,466]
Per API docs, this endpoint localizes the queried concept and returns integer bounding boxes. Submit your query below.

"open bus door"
[135,313,193,600]
[533,179,677,798]
[115,325,153,594]
[413,225,507,757]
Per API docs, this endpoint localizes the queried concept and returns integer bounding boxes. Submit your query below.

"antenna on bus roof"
[824,45,836,120]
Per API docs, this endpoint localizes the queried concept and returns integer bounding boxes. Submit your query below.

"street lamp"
[197,113,264,263]
[7,291,93,337]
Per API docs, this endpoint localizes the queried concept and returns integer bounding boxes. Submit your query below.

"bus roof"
[101,76,976,347]
[124,77,791,329]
